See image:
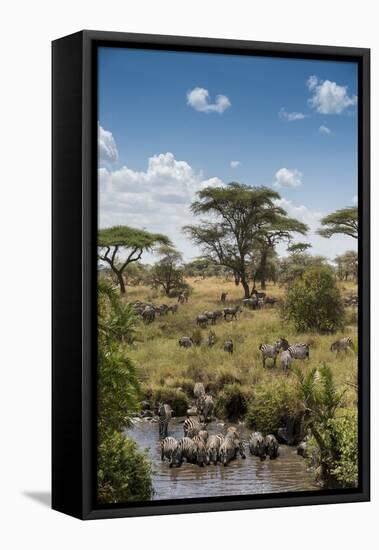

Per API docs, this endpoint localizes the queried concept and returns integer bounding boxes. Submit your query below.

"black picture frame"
[52,30,370,520]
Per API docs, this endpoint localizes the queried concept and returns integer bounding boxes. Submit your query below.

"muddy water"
[125,418,319,501]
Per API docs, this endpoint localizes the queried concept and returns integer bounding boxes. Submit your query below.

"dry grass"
[121,277,358,411]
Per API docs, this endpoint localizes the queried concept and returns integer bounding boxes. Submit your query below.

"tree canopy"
[98,225,171,294]
[184,183,308,297]
[317,207,358,239]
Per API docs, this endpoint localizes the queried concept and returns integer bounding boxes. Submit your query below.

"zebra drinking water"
[183,417,205,438]
[160,436,180,467]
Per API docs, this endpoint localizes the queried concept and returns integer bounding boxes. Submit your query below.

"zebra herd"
[161,424,280,467]
[132,301,179,324]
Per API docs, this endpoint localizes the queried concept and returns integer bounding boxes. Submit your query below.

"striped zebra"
[288,343,310,360]
[223,340,234,354]
[198,429,209,442]
[206,434,223,465]
[198,394,214,422]
[194,382,205,410]
[280,350,293,374]
[223,305,241,321]
[330,337,353,353]
[259,337,288,368]
[183,417,205,438]
[249,432,266,460]
[192,435,207,466]
[158,403,172,438]
[177,437,196,464]
[219,435,239,466]
[160,437,180,467]
[265,434,279,459]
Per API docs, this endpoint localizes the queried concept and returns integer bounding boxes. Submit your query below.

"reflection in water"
[124,418,319,501]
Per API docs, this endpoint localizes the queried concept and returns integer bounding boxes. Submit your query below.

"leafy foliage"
[97,431,153,504]
[214,384,251,420]
[142,386,189,416]
[317,207,358,239]
[283,266,345,332]
[148,245,188,296]
[246,381,301,435]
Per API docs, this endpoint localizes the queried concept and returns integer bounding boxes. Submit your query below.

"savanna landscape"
[97,47,359,504]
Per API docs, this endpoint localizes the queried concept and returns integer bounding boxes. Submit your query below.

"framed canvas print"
[52,30,370,520]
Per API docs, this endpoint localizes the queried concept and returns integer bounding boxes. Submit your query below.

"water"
[125,418,319,501]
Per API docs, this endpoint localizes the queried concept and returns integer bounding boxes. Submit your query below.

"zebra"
[177,437,196,464]
[194,382,205,399]
[330,337,354,353]
[288,343,310,360]
[219,433,245,466]
[198,429,209,442]
[206,434,223,465]
[259,337,288,368]
[242,297,258,310]
[225,427,246,459]
[178,291,188,304]
[158,403,172,438]
[249,432,266,461]
[178,336,194,348]
[280,350,293,374]
[207,330,216,347]
[198,394,214,422]
[142,305,155,324]
[223,339,234,354]
[192,435,207,466]
[220,292,228,303]
[223,305,241,321]
[167,304,178,314]
[265,296,278,306]
[264,434,279,459]
[183,417,205,438]
[251,290,266,300]
[196,314,209,328]
[161,436,181,467]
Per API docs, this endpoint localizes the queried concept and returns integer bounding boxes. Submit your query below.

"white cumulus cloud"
[273,168,303,189]
[99,152,224,260]
[279,108,306,121]
[98,123,118,164]
[319,125,332,135]
[187,87,231,114]
[307,76,357,115]
[230,160,240,168]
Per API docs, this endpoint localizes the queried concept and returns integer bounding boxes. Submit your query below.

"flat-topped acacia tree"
[98,226,171,294]
[317,207,358,239]
[184,182,306,298]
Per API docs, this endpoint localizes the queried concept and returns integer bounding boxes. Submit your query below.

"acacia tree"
[98,226,170,294]
[149,245,185,296]
[317,207,358,239]
[184,183,307,298]
[253,217,308,289]
[334,250,358,281]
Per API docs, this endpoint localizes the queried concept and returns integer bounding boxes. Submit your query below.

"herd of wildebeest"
[132,289,356,373]
[132,289,356,470]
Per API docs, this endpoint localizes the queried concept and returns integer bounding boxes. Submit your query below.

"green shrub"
[97,431,153,504]
[283,266,345,333]
[208,368,242,394]
[144,386,189,416]
[246,381,301,434]
[330,411,358,487]
[215,384,252,420]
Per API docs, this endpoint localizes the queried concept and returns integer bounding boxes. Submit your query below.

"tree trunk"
[259,247,268,290]
[116,270,126,294]
[234,271,240,286]
[241,276,250,298]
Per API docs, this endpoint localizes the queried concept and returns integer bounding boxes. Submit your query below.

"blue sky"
[98,46,358,261]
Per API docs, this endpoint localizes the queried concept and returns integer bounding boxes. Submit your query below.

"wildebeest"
[196,314,209,328]
[265,434,279,459]
[330,336,354,353]
[223,339,234,354]
[204,310,223,325]
[161,436,181,467]
[280,350,293,374]
[158,403,172,438]
[207,330,216,347]
[259,337,288,368]
[142,305,155,324]
[220,292,228,303]
[249,432,266,461]
[178,336,194,348]
[223,305,241,321]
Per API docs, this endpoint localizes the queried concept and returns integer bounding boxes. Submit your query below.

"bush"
[283,266,344,333]
[330,411,358,487]
[246,381,301,435]
[215,384,252,420]
[144,386,189,416]
[207,367,242,394]
[97,431,153,504]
